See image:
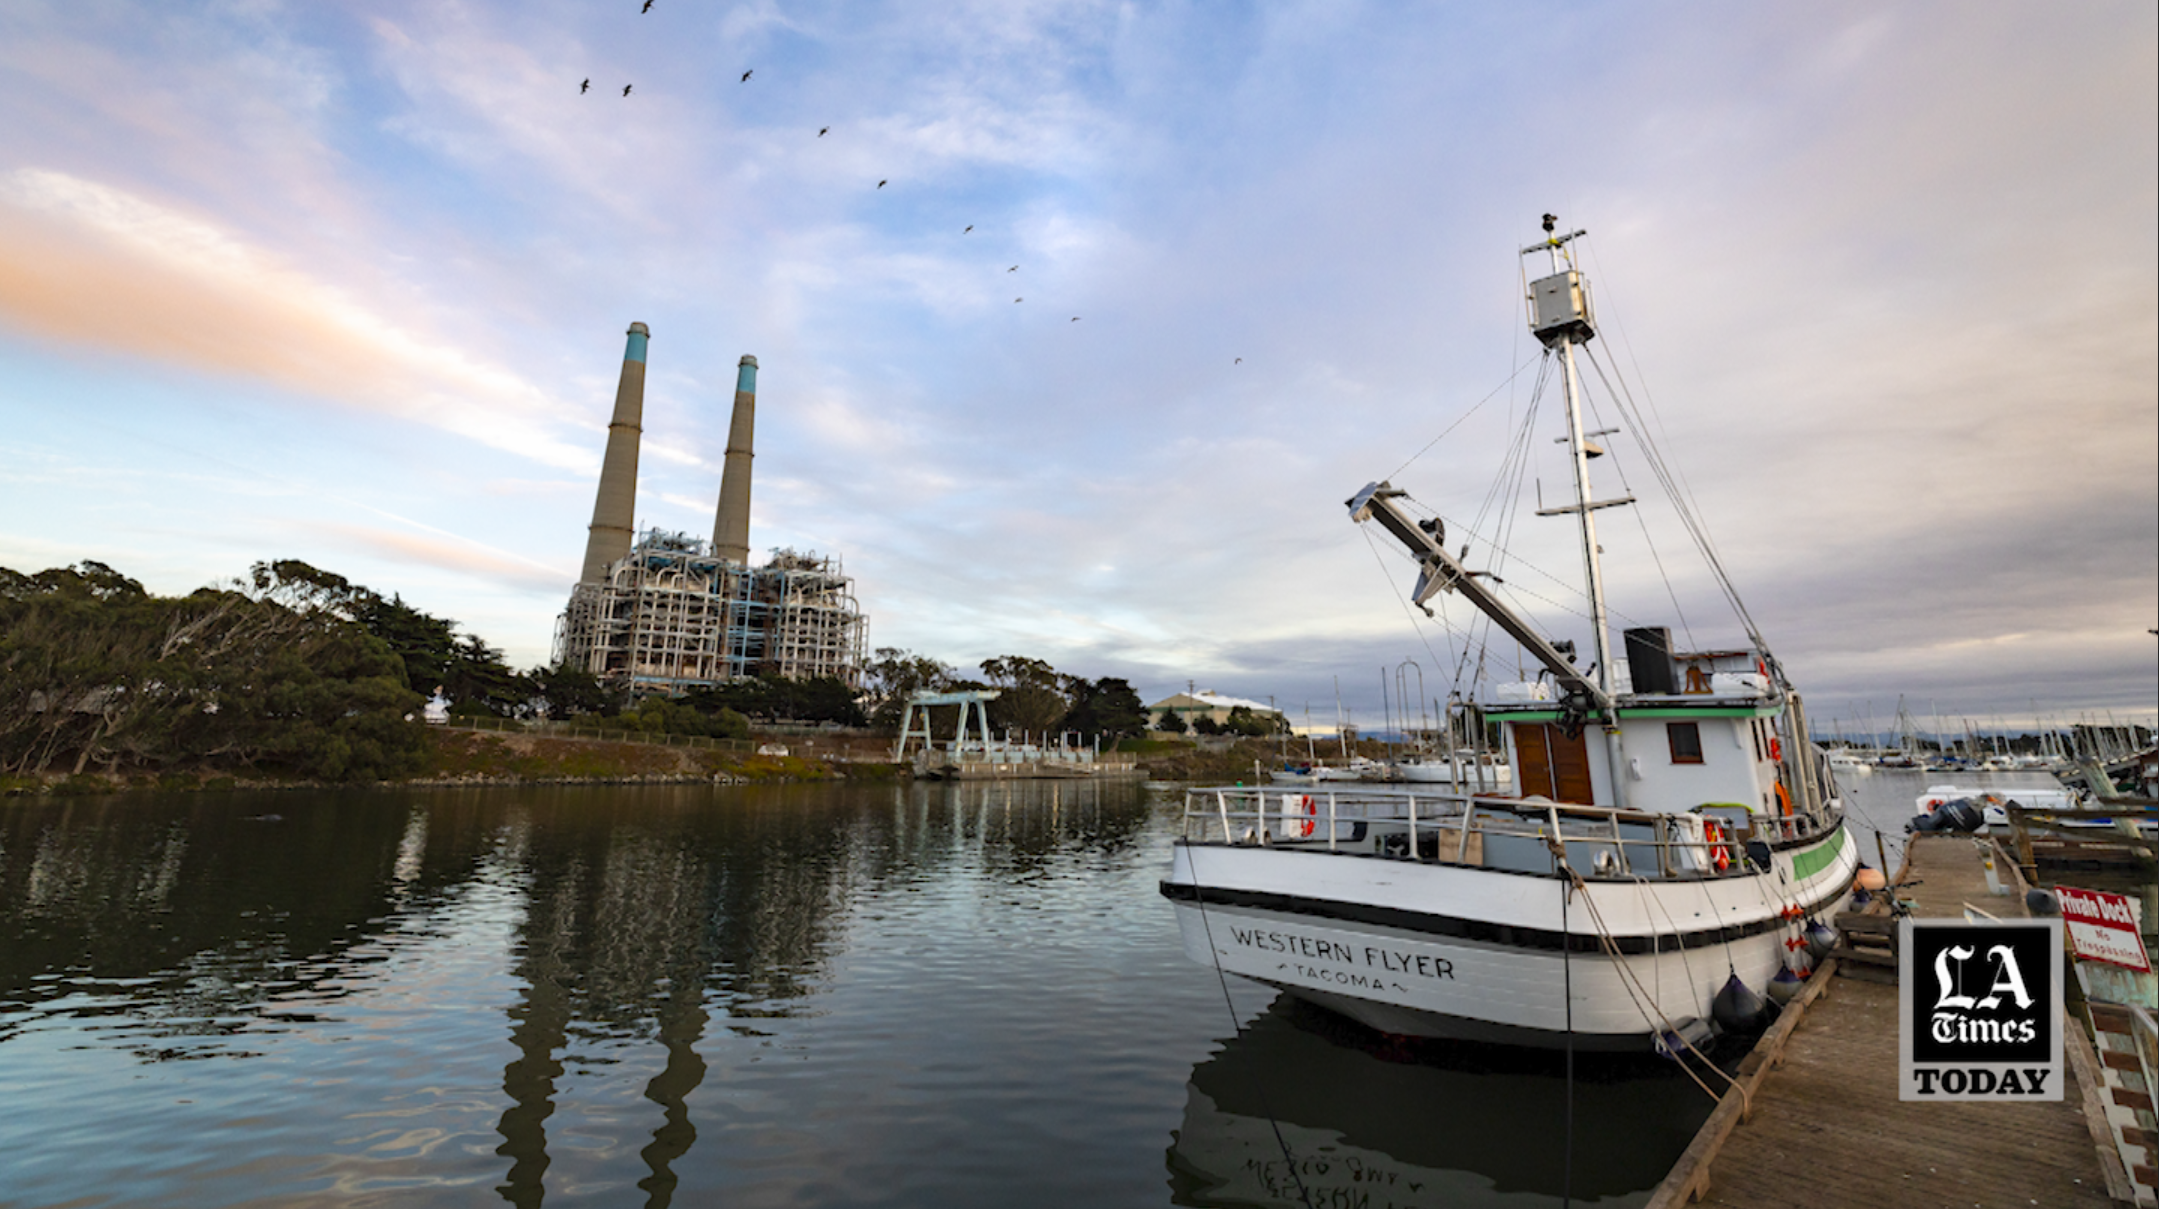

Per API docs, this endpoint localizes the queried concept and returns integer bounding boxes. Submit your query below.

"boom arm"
[1347,481,1611,714]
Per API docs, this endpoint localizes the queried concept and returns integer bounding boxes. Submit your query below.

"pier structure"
[555,336,866,696]
[1647,833,2139,1207]
[893,690,1138,780]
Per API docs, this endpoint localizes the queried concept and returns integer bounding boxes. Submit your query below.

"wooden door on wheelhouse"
[1512,723,1594,803]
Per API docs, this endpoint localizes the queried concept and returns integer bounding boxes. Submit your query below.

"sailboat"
[1161,217,1858,1051]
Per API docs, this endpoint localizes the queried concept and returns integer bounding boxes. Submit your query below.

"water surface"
[3,777,1901,1207]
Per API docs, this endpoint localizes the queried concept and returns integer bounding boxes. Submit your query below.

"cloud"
[0,168,597,470]
[318,523,572,593]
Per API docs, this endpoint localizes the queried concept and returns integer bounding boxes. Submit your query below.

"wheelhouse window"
[1667,721,1705,764]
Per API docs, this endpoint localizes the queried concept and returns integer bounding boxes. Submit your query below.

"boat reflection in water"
[1167,997,1715,1208]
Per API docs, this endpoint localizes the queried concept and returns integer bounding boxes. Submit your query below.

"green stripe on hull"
[1495,706,1774,722]
[1789,827,1847,881]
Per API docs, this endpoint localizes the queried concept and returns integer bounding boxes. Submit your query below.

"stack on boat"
[1161,218,1858,1050]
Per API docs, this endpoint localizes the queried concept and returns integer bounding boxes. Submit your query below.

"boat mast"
[1550,256,1615,700]
[1524,214,1630,806]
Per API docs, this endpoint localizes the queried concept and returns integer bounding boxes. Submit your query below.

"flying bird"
[642,0,653,10]
[1070,317,1080,322]
[1014,297,1023,303]
[963,225,972,233]
[580,78,590,93]
[1235,358,1242,364]
[819,127,829,136]
[1007,265,1018,272]
[623,84,633,96]
[741,70,753,82]
[877,179,887,188]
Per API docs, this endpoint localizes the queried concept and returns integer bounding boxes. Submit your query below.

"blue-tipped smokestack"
[579,323,649,583]
[711,355,757,565]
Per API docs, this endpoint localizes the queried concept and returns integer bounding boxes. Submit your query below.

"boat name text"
[1225,925,1455,980]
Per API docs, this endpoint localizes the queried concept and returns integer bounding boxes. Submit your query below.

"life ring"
[1283,794,1316,839]
[1704,820,1731,872]
[1769,736,1783,762]
[1775,781,1793,817]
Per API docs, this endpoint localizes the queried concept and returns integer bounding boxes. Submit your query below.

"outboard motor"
[1712,974,1768,1033]
[2026,888,2060,917]
[1939,798,1986,833]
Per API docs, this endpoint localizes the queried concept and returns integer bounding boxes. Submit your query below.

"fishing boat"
[1161,218,1858,1051]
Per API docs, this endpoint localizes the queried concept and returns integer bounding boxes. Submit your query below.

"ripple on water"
[2,782,1710,1207]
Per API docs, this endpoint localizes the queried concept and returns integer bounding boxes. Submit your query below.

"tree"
[527,664,618,718]
[1192,714,1222,736]
[1155,708,1187,734]
[0,561,425,781]
[1063,676,1149,742]
[980,655,1067,735]
[1222,704,1287,737]
[862,647,954,728]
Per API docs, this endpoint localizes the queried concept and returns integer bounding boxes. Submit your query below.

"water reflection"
[482,788,880,1206]
[0,780,1172,1205]
[1167,998,1714,1208]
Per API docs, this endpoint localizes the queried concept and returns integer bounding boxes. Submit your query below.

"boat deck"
[1648,833,2134,1207]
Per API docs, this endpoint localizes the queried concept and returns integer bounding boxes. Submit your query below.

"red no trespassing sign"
[2054,885,2151,973]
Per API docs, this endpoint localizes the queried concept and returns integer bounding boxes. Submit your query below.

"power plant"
[553,325,867,695]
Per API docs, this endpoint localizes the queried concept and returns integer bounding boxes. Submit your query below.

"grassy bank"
[1,728,906,796]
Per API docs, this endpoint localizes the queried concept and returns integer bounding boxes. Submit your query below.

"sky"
[1,0,2153,737]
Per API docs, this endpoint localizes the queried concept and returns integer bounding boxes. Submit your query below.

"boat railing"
[1180,786,1833,881]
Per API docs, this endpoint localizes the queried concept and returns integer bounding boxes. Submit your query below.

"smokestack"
[711,354,757,565]
[578,322,650,583]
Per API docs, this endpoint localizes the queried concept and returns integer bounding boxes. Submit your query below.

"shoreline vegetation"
[0,730,1318,797]
[4,557,1304,799]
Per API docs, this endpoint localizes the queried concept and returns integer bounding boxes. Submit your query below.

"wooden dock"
[1647,833,2137,1207]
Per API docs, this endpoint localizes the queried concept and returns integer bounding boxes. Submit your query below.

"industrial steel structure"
[553,328,866,695]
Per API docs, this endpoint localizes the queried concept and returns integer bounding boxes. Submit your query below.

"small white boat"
[1311,756,1387,782]
[1913,784,2078,829]
[1394,756,1513,786]
[1826,750,1871,775]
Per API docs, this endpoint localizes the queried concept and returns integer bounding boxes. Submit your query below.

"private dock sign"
[2054,885,2151,973]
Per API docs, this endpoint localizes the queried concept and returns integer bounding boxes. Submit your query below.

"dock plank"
[1648,834,2126,1208]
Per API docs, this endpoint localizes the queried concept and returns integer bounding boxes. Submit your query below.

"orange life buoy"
[1769,736,1783,762]
[1705,820,1731,872]
[1775,782,1793,817]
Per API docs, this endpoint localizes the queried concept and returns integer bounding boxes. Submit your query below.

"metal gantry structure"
[555,529,866,697]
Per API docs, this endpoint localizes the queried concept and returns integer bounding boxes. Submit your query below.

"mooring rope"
[1548,837,1749,1114]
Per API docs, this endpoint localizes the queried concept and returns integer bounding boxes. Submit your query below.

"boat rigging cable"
[1574,236,1761,649]
[1548,827,1747,1111]
[1186,866,1317,1209]
[1564,349,1699,650]
[1560,851,1576,1209]
[1577,339,1767,657]
[1371,243,1783,687]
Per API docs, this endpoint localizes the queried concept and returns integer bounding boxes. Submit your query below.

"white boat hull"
[1396,761,1513,786]
[1164,824,1856,1050]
